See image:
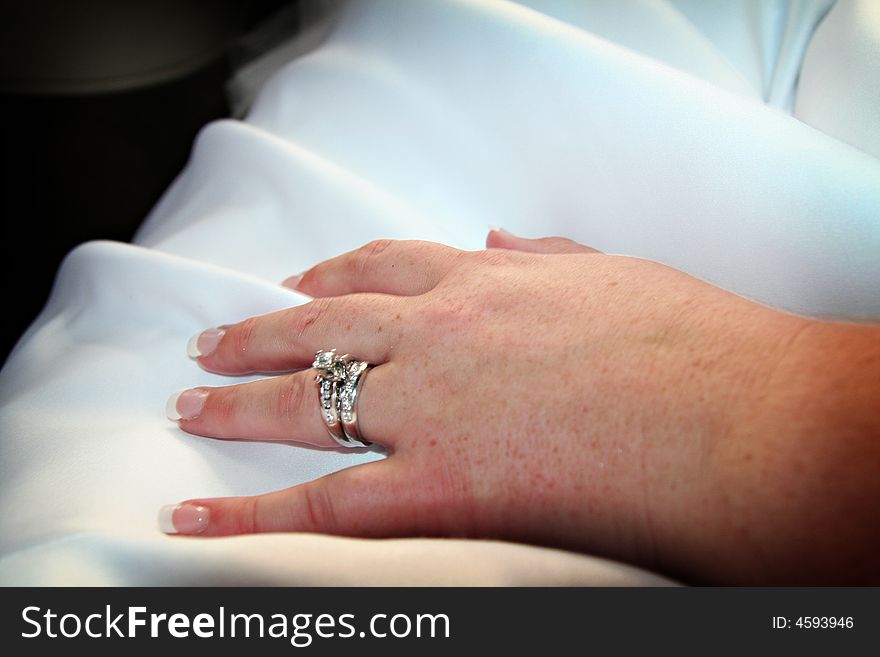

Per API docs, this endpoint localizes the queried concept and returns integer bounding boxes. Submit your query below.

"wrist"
[695,316,880,583]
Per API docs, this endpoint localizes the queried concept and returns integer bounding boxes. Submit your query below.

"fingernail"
[281,274,303,289]
[166,389,208,421]
[187,328,225,358]
[158,503,210,535]
[488,225,511,235]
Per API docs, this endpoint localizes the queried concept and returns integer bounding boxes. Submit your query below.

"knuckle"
[210,385,240,425]
[292,297,333,343]
[300,482,338,532]
[351,239,395,277]
[408,454,475,534]
[414,297,478,336]
[241,496,259,534]
[229,317,259,360]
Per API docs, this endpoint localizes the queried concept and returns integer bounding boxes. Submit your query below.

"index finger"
[288,239,464,298]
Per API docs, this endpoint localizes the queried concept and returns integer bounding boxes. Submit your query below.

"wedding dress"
[2,0,877,585]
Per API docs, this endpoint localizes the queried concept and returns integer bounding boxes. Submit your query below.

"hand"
[162,229,880,584]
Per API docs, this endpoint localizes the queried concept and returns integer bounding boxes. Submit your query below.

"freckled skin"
[178,234,880,585]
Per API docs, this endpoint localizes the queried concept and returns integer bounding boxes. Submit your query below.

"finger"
[284,239,463,297]
[486,227,601,254]
[167,364,397,448]
[158,460,408,536]
[159,452,469,538]
[190,294,403,375]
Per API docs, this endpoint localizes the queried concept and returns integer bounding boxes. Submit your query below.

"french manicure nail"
[281,274,303,289]
[186,328,225,359]
[166,389,208,421]
[158,503,210,535]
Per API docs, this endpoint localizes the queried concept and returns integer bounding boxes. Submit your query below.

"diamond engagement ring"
[313,350,347,445]
[313,350,372,449]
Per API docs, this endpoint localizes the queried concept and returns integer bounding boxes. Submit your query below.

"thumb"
[486,227,601,254]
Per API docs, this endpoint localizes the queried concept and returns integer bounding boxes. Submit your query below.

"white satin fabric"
[1,0,878,586]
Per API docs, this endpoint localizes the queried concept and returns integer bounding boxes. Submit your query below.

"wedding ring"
[338,360,372,448]
[313,350,372,449]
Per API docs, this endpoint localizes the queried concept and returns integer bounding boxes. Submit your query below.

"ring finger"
[166,363,399,448]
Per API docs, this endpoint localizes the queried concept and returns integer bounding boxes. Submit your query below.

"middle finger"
[191,293,405,375]
[167,364,400,449]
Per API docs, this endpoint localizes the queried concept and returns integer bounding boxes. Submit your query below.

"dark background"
[2,587,877,655]
[0,0,299,366]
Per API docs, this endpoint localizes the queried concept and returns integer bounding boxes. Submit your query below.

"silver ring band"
[339,361,371,448]
[314,350,372,449]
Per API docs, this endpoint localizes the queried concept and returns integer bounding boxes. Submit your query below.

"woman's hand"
[162,229,880,584]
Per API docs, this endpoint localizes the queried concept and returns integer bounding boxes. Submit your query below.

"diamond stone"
[339,387,353,409]
[314,351,335,369]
